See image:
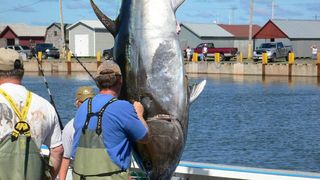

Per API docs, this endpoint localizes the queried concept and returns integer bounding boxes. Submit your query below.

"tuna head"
[90,0,189,179]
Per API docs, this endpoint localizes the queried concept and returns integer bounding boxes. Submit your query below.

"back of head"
[95,60,122,90]
[0,48,24,80]
[76,86,95,102]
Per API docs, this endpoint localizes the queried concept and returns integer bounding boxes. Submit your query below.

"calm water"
[23,72,320,173]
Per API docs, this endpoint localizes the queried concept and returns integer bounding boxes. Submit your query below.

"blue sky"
[0,0,319,26]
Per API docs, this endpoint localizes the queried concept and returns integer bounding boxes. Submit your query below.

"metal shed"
[179,23,234,50]
[67,20,114,57]
[253,19,320,58]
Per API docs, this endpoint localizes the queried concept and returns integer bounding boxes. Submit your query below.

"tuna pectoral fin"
[189,80,207,103]
[90,0,117,37]
[171,0,186,12]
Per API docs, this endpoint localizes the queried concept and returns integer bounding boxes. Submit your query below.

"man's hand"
[133,101,144,118]
[133,101,149,144]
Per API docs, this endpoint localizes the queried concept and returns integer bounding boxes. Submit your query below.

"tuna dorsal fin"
[90,0,117,37]
[189,80,206,104]
[171,0,185,12]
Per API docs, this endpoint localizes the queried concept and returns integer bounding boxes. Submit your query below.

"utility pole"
[229,7,237,25]
[271,0,275,19]
[248,0,254,60]
[59,0,65,58]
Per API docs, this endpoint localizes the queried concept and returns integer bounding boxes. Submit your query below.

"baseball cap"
[76,86,95,102]
[0,48,22,71]
[96,60,121,77]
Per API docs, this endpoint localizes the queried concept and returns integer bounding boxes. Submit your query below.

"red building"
[253,19,320,58]
[219,24,261,39]
[218,24,261,58]
[0,24,46,48]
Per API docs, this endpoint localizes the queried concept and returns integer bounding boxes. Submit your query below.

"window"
[54,31,58,36]
[7,39,15,46]
[21,45,30,50]
[277,43,284,48]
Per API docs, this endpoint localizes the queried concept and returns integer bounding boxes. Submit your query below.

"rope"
[72,54,96,82]
[35,55,64,130]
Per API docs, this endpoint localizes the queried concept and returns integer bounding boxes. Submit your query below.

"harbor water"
[23,72,320,173]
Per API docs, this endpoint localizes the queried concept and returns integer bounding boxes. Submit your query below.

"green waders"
[0,89,51,180]
[73,98,129,180]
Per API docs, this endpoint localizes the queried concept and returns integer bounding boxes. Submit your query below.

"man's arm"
[133,101,149,144]
[58,158,71,180]
[58,120,74,180]
[50,145,64,179]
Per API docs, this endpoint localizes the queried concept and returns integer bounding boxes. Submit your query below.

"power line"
[0,0,42,14]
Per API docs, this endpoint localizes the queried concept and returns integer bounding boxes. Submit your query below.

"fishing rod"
[35,55,64,130]
[72,54,96,82]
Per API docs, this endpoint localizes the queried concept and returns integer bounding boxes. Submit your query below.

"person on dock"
[202,43,208,61]
[311,45,318,60]
[186,46,192,61]
[58,86,95,180]
[71,60,149,179]
[0,48,63,179]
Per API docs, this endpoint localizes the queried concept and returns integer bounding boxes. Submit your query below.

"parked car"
[193,43,238,61]
[6,45,33,59]
[102,48,113,60]
[33,43,60,59]
[253,42,293,62]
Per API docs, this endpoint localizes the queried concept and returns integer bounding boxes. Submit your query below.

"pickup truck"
[253,42,293,62]
[33,43,60,59]
[193,43,238,61]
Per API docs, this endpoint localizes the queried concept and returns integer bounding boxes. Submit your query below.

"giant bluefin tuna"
[90,0,206,179]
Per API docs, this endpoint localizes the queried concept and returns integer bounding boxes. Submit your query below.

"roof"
[271,19,320,39]
[6,24,46,37]
[181,23,234,38]
[218,24,261,38]
[67,20,106,30]
[47,23,71,30]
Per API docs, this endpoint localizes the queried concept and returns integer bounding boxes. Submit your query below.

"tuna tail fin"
[189,80,206,104]
[171,0,185,13]
[90,0,118,37]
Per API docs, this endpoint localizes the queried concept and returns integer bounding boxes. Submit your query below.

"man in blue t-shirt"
[71,60,149,175]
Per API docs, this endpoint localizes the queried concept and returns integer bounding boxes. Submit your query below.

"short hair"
[0,60,24,80]
[95,74,121,89]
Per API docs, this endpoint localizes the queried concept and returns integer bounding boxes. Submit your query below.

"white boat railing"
[40,146,320,180]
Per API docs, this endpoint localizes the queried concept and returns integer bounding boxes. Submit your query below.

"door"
[75,34,89,56]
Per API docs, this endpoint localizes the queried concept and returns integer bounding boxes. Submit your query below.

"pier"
[24,59,320,77]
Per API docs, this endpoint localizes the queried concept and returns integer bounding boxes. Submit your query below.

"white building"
[67,20,114,57]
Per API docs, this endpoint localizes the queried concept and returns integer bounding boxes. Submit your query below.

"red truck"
[193,43,238,61]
